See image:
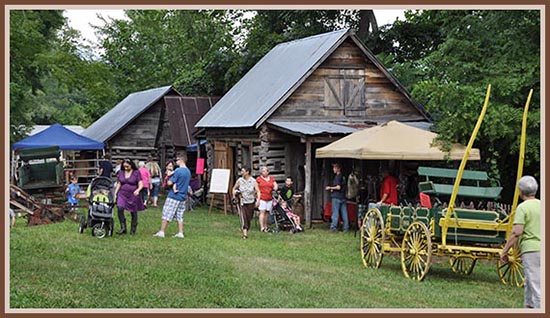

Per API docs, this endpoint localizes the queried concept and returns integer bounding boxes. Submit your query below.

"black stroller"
[78,177,115,238]
[269,194,301,234]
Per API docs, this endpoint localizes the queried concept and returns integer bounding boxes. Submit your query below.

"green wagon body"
[17,146,65,192]
[378,205,507,246]
[359,165,517,284]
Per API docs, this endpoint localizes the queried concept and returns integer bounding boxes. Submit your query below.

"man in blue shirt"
[154,156,191,238]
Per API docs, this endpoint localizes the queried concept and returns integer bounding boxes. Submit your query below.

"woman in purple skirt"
[114,159,145,235]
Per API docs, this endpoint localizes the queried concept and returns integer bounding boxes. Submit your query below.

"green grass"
[9,203,523,308]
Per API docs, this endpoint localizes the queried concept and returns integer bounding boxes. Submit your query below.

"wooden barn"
[82,86,219,169]
[196,28,431,226]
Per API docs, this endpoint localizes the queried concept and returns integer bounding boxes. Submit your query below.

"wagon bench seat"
[417,166,502,200]
[419,181,503,200]
[438,208,509,232]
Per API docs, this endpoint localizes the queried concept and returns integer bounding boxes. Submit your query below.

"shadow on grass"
[376,254,503,285]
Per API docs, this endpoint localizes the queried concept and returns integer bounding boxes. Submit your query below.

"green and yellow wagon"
[360,85,532,287]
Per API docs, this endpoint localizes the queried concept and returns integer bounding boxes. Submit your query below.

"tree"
[225,10,378,88]
[30,25,118,127]
[96,10,238,97]
[378,10,540,199]
[10,10,65,142]
[9,10,118,142]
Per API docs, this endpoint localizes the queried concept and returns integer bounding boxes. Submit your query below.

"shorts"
[258,200,273,212]
[162,197,187,222]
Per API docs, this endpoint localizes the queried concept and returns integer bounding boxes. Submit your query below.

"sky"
[64,9,406,48]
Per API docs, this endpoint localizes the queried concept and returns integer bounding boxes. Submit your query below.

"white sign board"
[209,169,231,194]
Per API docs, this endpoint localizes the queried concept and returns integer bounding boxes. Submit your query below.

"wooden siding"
[201,38,429,221]
[105,91,208,168]
[271,39,422,122]
[108,99,164,162]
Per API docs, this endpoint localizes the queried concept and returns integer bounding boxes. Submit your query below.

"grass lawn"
[9,202,523,309]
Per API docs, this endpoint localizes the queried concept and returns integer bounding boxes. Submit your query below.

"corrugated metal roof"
[196,28,431,129]
[164,96,219,147]
[268,121,357,136]
[196,29,351,128]
[82,86,174,142]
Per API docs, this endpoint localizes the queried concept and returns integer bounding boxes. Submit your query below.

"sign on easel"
[209,169,230,193]
[208,169,231,215]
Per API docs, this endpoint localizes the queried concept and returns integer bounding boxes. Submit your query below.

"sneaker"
[153,231,165,238]
[173,232,184,238]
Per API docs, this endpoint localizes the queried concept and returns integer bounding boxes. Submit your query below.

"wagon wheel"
[401,221,432,281]
[91,223,107,238]
[360,208,385,269]
[450,256,477,275]
[497,245,524,287]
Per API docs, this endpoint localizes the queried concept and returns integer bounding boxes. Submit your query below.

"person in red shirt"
[256,166,278,233]
[368,169,399,210]
[378,169,399,205]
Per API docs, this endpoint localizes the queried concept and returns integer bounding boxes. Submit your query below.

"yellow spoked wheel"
[449,256,477,275]
[401,221,432,281]
[497,245,524,287]
[360,208,385,269]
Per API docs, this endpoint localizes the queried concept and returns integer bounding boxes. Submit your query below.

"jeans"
[331,198,349,231]
[151,181,161,198]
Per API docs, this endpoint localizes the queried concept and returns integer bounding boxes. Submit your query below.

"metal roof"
[267,121,357,136]
[196,29,351,128]
[164,96,219,147]
[82,86,174,142]
[196,28,430,129]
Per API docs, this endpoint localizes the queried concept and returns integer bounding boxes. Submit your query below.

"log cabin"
[196,28,431,226]
[82,86,219,170]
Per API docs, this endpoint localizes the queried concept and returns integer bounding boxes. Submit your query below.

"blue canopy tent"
[13,123,104,151]
[11,124,104,188]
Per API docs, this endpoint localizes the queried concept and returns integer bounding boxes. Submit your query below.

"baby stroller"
[269,194,301,234]
[188,186,204,210]
[78,176,115,238]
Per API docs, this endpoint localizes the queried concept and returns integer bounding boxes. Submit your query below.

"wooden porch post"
[304,139,312,228]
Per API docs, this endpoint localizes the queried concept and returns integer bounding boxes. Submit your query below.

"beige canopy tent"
[316,121,480,160]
